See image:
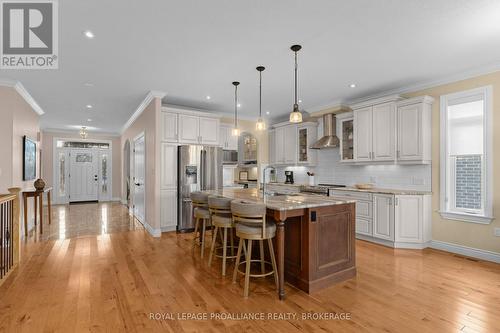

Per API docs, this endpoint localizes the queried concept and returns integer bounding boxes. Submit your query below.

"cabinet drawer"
[329,190,372,201]
[356,218,372,236]
[356,200,373,219]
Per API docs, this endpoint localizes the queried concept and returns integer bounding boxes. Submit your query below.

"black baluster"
[1,203,4,278]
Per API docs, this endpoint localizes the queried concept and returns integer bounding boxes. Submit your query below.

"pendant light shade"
[256,66,266,131]
[289,44,303,123]
[232,81,240,136]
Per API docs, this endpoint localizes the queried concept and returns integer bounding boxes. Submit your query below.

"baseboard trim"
[356,234,431,249]
[430,240,500,264]
[142,221,161,238]
[160,225,177,233]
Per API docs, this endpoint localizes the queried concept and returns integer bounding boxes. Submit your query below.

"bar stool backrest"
[191,191,209,208]
[208,195,232,216]
[231,200,268,238]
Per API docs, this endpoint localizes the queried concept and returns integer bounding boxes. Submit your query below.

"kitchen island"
[204,188,356,299]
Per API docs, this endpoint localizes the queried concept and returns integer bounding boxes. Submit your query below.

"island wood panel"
[267,203,356,294]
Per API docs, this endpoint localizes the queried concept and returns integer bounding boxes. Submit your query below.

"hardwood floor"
[0,202,499,332]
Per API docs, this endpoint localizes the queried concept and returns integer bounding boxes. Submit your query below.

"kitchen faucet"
[262,165,276,196]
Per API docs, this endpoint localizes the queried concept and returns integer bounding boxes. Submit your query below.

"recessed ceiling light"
[206,95,211,100]
[349,83,356,88]
[86,104,93,109]
[298,99,302,103]
[237,103,241,108]
[266,111,270,115]
[84,82,94,87]
[83,30,95,39]
[87,118,92,122]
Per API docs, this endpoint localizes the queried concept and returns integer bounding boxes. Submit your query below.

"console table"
[22,187,52,236]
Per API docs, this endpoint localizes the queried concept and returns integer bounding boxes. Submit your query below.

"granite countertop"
[329,187,432,195]
[203,188,354,211]
[266,182,305,187]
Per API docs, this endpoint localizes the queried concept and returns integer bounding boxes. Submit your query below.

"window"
[440,86,493,224]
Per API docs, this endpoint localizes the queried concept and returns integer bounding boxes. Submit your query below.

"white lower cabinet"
[160,190,177,231]
[373,194,395,241]
[330,189,431,248]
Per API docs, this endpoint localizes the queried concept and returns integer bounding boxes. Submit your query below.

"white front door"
[133,135,146,224]
[69,149,98,202]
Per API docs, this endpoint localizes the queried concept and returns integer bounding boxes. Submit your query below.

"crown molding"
[121,90,166,134]
[41,127,120,137]
[0,78,44,115]
[304,62,500,114]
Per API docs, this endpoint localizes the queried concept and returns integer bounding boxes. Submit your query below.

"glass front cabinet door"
[339,115,354,162]
[297,123,318,165]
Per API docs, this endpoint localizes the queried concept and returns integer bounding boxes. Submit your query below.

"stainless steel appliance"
[178,145,222,232]
[285,171,294,184]
[310,113,340,149]
[223,149,238,165]
[301,184,346,196]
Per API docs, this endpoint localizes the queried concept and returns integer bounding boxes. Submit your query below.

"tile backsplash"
[275,148,431,191]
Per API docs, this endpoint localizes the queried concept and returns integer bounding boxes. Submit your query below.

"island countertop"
[203,188,355,211]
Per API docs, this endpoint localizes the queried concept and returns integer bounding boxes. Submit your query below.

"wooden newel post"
[8,187,21,265]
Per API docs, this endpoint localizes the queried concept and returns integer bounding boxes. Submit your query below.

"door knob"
[135,182,141,186]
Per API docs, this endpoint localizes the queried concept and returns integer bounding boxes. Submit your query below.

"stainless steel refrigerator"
[177,145,222,232]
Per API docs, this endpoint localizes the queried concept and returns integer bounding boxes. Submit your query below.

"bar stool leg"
[229,230,234,257]
[201,218,207,258]
[193,217,200,247]
[222,227,228,276]
[259,240,266,275]
[244,239,253,298]
[232,239,244,283]
[268,239,279,290]
[208,226,219,266]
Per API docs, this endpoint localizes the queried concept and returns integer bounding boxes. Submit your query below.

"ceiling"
[3,0,500,134]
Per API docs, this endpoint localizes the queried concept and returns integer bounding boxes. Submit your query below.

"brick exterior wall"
[455,155,482,210]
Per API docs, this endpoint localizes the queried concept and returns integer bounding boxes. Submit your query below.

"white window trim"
[439,86,494,224]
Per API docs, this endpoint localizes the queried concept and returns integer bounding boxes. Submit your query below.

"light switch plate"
[494,228,500,237]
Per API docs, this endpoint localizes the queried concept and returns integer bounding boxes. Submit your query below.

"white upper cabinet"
[349,95,432,164]
[178,114,200,143]
[297,124,318,165]
[220,124,238,150]
[161,107,220,146]
[396,96,433,163]
[268,129,276,165]
[354,106,373,161]
[199,117,219,145]
[373,193,395,241]
[269,122,317,166]
[161,112,178,142]
[274,127,285,164]
[284,125,298,164]
[372,102,396,161]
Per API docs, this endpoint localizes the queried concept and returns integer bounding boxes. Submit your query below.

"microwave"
[223,150,238,164]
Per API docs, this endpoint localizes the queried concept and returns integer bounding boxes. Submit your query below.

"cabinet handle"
[388,197,392,205]
[395,197,399,206]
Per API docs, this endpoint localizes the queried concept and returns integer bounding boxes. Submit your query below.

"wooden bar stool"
[191,191,212,258]
[207,195,237,276]
[231,200,279,298]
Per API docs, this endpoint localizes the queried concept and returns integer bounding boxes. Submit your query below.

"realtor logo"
[1,0,58,69]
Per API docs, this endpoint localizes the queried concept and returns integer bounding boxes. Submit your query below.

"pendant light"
[256,66,266,131]
[80,126,88,139]
[289,44,303,123]
[231,81,240,136]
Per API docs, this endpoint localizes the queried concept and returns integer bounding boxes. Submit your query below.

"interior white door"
[354,106,373,161]
[133,135,146,224]
[372,103,396,160]
[69,149,98,202]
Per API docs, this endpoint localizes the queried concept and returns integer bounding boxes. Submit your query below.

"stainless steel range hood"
[310,113,340,149]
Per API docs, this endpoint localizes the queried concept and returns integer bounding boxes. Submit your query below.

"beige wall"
[121,98,161,233]
[0,85,40,235]
[41,131,121,199]
[402,71,500,253]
